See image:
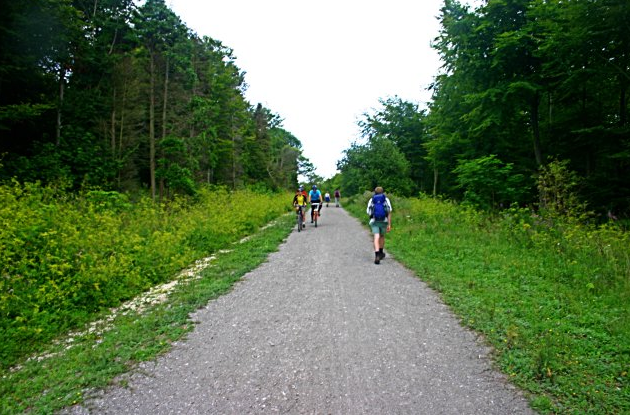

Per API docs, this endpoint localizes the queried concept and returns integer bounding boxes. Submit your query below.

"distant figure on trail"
[366,186,392,264]
[308,185,323,223]
[324,191,331,207]
[293,186,307,228]
[334,189,341,207]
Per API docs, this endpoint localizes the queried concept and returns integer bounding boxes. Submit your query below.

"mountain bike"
[311,202,320,227]
[295,204,306,232]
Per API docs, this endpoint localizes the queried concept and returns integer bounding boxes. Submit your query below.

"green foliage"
[0,0,307,195]
[358,97,431,193]
[425,0,630,215]
[454,154,530,210]
[536,158,591,221]
[337,137,414,196]
[346,194,630,414]
[0,182,290,370]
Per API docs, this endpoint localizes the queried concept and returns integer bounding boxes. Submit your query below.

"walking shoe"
[311,220,313,223]
[303,224,306,229]
[374,255,380,264]
[379,251,386,260]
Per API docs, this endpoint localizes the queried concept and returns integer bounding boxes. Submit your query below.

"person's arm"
[386,198,392,231]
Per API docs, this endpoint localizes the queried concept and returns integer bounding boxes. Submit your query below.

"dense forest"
[1,0,628,218]
[338,0,629,218]
[0,0,312,198]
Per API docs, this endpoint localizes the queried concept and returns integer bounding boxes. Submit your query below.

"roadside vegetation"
[0,182,294,414]
[346,193,629,414]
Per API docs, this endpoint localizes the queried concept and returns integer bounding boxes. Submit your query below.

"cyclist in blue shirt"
[308,185,323,223]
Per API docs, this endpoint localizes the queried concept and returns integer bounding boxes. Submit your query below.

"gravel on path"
[67,206,534,414]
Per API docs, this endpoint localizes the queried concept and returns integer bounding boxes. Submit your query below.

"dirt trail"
[67,206,534,414]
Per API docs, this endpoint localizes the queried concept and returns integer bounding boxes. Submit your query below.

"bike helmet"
[312,185,317,190]
[299,185,304,191]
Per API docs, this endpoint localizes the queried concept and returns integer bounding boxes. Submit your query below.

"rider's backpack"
[372,193,388,221]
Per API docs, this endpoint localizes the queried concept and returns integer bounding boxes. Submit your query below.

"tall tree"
[359,97,430,192]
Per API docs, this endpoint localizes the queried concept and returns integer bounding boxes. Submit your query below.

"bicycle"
[311,202,320,227]
[294,204,306,232]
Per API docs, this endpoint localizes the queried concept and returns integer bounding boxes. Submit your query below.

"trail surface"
[69,206,534,414]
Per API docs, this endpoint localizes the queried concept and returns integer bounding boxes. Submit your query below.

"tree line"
[0,0,310,198]
[338,0,629,218]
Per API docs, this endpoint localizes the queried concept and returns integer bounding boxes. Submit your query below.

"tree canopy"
[0,0,306,197]
[338,0,629,218]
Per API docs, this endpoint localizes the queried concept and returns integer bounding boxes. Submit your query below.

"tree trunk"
[149,53,156,201]
[117,80,128,188]
[56,68,65,146]
[530,92,543,166]
[159,56,169,201]
[111,87,116,154]
[620,78,627,127]
[432,166,438,196]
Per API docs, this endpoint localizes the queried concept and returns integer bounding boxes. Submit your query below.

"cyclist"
[308,185,323,223]
[293,187,307,228]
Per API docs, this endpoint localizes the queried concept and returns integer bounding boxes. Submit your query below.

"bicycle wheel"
[314,212,318,227]
[297,211,302,232]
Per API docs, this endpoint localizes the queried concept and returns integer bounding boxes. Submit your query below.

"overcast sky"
[167,0,480,179]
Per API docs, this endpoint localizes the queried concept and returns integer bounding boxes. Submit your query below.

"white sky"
[167,0,480,179]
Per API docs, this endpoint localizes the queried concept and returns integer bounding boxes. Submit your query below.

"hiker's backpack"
[371,193,388,221]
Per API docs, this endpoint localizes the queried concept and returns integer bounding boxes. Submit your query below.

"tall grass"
[347,193,629,414]
[0,182,291,370]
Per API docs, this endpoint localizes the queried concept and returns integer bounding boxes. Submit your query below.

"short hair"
[374,186,384,194]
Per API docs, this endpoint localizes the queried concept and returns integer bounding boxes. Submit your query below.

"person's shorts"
[370,220,388,234]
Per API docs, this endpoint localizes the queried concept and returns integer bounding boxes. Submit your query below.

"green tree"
[453,154,529,210]
[338,137,413,196]
[359,97,430,192]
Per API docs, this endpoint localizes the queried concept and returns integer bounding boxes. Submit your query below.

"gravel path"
[69,206,535,414]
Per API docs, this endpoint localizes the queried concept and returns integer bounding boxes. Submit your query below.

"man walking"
[366,187,392,264]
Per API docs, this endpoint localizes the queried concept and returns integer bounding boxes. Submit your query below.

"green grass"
[0,213,294,415]
[346,193,629,414]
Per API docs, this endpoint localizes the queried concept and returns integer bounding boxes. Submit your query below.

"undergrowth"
[0,182,291,370]
[0,193,294,414]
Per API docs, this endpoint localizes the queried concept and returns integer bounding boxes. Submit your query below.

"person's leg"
[378,234,386,259]
[373,234,381,251]
[373,234,382,264]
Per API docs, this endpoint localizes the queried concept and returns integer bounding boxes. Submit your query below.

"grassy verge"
[0,213,294,415]
[346,193,629,414]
